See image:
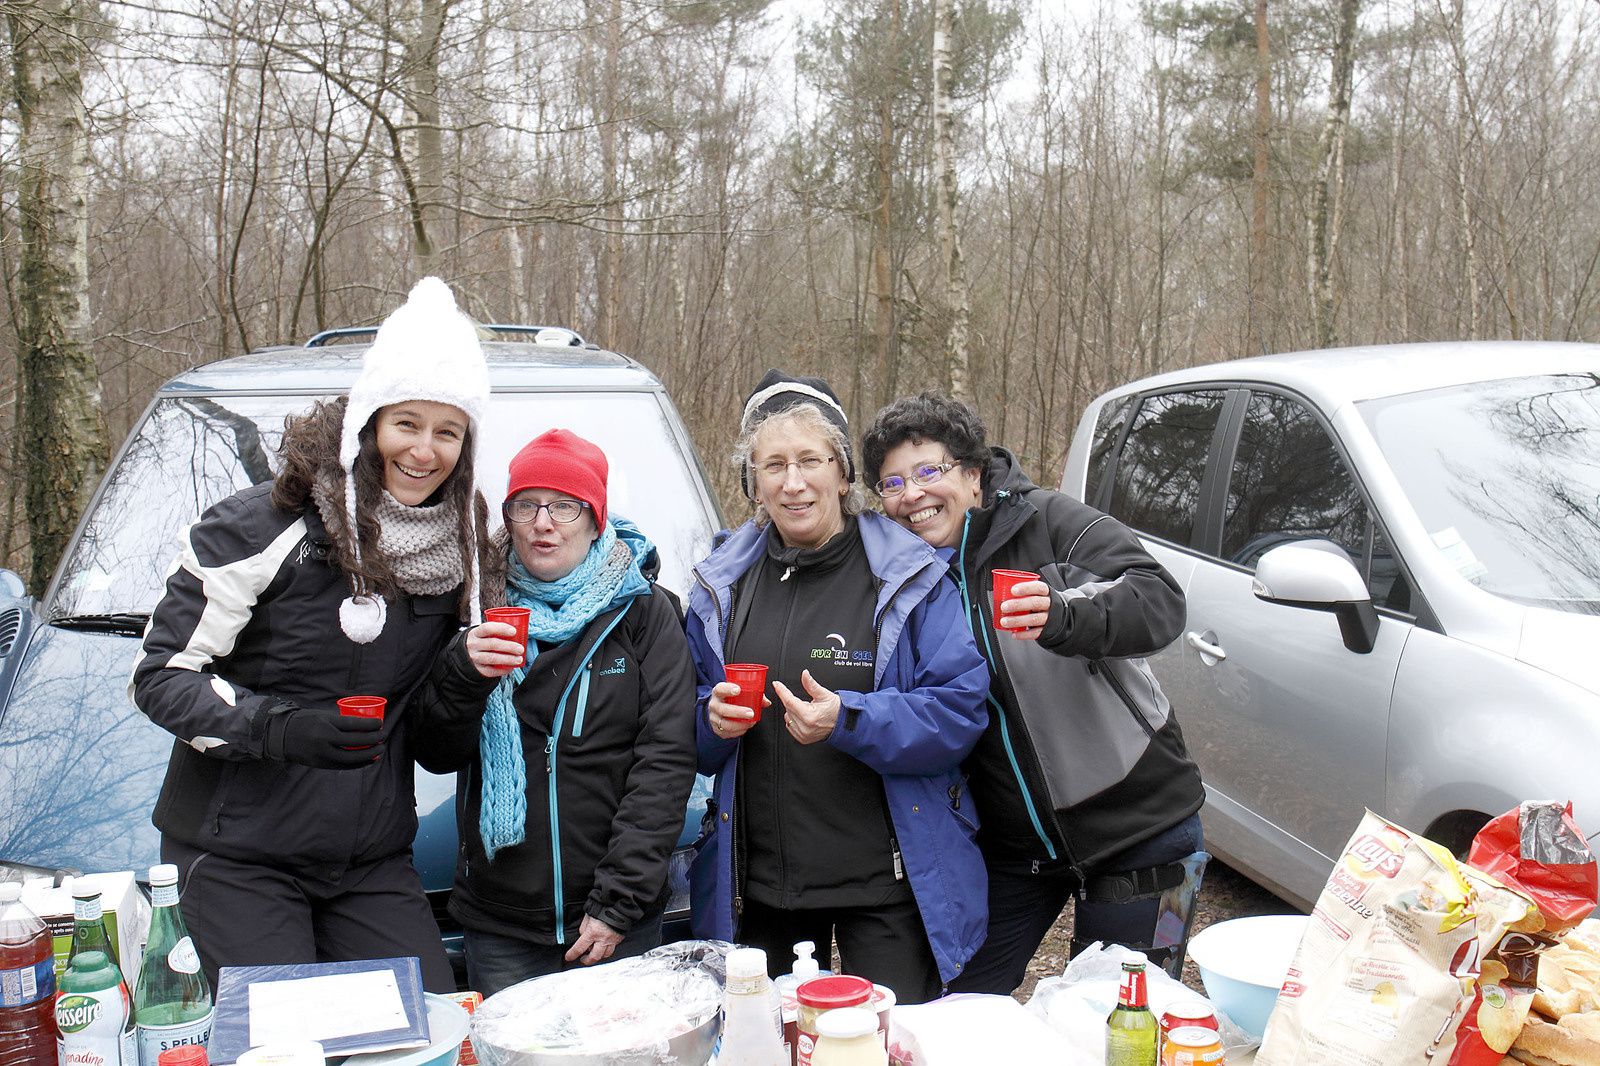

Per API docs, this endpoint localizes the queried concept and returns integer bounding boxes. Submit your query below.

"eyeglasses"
[503,498,590,525]
[875,461,959,498]
[754,455,837,480]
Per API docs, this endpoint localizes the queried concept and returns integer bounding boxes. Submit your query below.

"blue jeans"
[463,909,666,997]
[948,813,1205,995]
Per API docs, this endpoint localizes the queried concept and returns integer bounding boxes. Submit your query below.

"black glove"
[262,705,384,769]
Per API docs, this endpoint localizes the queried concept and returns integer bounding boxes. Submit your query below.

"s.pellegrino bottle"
[1105,953,1158,1066]
[133,865,212,1066]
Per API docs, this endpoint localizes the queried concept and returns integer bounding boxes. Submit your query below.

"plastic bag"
[888,993,1073,1066]
[1026,941,1255,1059]
[471,940,728,1066]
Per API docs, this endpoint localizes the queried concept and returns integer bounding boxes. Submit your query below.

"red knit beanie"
[504,429,609,531]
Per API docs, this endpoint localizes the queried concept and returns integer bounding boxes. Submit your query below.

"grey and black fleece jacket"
[951,448,1204,873]
[130,482,462,874]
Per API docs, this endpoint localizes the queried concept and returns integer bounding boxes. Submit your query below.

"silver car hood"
[1518,607,1600,698]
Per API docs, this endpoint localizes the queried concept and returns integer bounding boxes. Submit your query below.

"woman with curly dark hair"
[131,278,490,995]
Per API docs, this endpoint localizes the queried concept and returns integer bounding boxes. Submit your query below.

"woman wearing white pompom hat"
[131,278,490,992]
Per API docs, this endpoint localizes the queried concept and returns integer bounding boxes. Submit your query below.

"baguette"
[1511,1015,1600,1066]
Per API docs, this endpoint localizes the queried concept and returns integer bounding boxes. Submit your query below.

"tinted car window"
[1085,395,1136,507]
[1109,390,1226,545]
[1222,392,1367,567]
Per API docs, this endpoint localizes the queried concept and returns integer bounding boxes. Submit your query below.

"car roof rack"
[304,324,590,348]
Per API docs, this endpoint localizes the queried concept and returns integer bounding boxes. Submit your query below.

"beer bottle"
[133,865,212,1066]
[1106,954,1158,1066]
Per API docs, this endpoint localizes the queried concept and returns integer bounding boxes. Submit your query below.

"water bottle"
[0,882,56,1066]
[134,865,212,1065]
[716,947,786,1066]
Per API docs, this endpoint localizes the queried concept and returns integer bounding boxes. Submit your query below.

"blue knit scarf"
[478,518,652,859]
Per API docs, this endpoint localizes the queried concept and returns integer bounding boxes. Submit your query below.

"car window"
[1108,390,1227,546]
[1085,395,1136,507]
[1221,392,1409,609]
[49,391,715,618]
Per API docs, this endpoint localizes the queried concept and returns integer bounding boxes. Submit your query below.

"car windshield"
[49,390,716,618]
[1359,372,1600,614]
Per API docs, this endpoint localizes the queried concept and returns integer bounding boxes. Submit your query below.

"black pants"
[947,813,1204,996]
[738,897,942,1005]
[162,837,454,994]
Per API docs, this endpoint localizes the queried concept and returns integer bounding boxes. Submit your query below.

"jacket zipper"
[542,604,634,945]
[956,512,1075,873]
[1088,659,1157,739]
[694,565,743,920]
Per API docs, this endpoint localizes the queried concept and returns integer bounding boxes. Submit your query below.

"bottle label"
[726,971,767,997]
[137,1012,214,1066]
[0,957,55,1007]
[75,896,105,922]
[57,986,137,1066]
[1119,966,1149,1009]
[150,883,179,909]
[166,937,201,975]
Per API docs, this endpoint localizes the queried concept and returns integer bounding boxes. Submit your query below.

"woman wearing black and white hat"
[686,370,991,1004]
[131,278,490,992]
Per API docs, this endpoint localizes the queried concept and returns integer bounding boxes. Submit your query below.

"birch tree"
[932,0,972,399]
[1307,0,1359,348]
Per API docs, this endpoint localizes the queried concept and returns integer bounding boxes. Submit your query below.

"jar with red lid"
[795,975,874,1066]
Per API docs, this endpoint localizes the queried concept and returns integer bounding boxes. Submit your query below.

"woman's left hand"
[772,670,840,745]
[997,579,1052,641]
[563,914,623,965]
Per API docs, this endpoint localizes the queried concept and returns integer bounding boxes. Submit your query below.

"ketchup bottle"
[0,881,57,1066]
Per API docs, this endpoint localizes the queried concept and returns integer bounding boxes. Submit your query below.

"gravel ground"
[1015,858,1303,1001]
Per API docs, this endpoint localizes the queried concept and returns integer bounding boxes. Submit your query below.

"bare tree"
[1308,0,1360,348]
[932,0,972,399]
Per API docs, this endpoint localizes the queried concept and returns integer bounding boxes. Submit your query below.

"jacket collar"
[965,446,1038,571]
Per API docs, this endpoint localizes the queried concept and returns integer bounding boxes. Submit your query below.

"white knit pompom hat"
[337,276,491,643]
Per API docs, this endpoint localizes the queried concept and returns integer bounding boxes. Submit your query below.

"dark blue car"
[0,329,718,968]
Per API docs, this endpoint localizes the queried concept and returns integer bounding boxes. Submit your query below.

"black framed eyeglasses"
[503,498,590,525]
[875,461,958,498]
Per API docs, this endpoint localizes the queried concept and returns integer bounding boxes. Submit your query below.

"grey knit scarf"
[313,473,464,596]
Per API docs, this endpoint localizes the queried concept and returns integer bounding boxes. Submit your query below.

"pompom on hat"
[337,277,491,642]
[504,429,609,532]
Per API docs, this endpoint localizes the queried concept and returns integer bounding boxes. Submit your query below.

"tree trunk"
[595,0,624,349]
[404,0,446,274]
[1307,0,1359,349]
[9,0,109,594]
[933,0,971,401]
[1249,0,1270,354]
[869,0,902,409]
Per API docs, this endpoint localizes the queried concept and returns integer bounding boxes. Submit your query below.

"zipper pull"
[1031,858,1041,875]
[545,735,556,771]
[892,845,905,881]
[781,565,795,582]
[1087,659,1101,675]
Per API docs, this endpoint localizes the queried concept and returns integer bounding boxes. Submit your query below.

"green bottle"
[68,887,115,966]
[57,949,137,1066]
[1105,954,1158,1066]
[133,865,212,1066]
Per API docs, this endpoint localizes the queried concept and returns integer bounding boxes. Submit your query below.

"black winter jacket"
[414,567,697,945]
[130,483,463,874]
[953,448,1205,872]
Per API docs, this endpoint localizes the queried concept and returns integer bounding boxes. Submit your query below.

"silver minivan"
[1061,341,1600,908]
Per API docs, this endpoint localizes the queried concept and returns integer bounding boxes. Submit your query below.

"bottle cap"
[815,1006,878,1040]
[69,877,99,901]
[726,947,769,980]
[1121,951,1149,970]
[149,864,180,887]
[796,975,873,1009]
[792,940,820,981]
[0,882,18,903]
[159,1047,208,1066]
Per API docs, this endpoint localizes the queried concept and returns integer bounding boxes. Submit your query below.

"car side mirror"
[1251,540,1379,655]
[0,569,23,599]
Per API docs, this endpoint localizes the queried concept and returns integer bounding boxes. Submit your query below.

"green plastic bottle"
[1105,954,1158,1066]
[133,865,212,1066]
[67,888,115,967]
[56,949,137,1066]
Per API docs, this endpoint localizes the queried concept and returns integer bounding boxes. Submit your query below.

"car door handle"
[1185,631,1227,662]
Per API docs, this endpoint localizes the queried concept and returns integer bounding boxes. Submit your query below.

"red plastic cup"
[722,663,768,725]
[337,695,386,720]
[991,569,1040,631]
[337,695,385,751]
[483,606,532,666]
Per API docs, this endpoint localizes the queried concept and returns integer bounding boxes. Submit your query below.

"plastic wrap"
[471,941,728,1066]
[1026,941,1255,1060]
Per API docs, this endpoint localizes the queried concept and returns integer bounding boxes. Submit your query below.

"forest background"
[2,0,1593,591]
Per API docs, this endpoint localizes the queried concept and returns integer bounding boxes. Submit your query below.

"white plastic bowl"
[1186,914,1308,1039]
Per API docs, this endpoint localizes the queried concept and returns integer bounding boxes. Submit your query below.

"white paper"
[1430,526,1490,582]
[248,969,410,1047]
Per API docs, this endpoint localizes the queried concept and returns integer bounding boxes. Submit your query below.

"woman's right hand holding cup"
[466,620,527,678]
[708,682,766,740]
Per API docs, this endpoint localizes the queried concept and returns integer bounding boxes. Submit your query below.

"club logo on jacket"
[808,631,873,670]
[599,657,628,676]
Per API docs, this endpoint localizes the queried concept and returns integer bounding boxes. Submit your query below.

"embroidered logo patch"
[598,657,628,676]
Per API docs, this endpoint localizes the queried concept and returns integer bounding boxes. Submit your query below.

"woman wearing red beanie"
[414,428,698,995]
